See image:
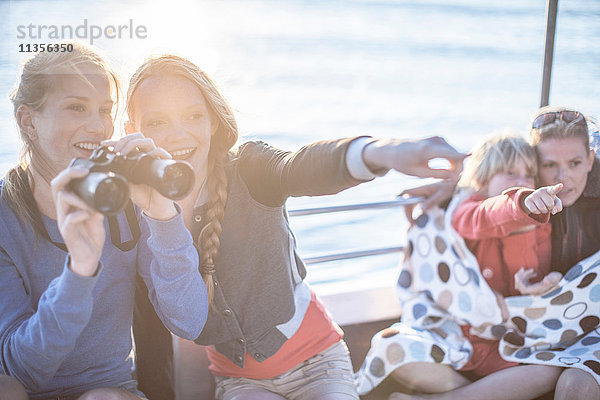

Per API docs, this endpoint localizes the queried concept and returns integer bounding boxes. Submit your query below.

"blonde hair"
[459,132,538,192]
[3,41,120,233]
[126,55,238,304]
[529,105,590,150]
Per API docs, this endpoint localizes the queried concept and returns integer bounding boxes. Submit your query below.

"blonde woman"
[0,43,208,399]
[122,54,466,400]
[527,106,600,400]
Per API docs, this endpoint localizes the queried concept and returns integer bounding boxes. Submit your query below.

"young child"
[452,133,563,379]
[457,134,563,290]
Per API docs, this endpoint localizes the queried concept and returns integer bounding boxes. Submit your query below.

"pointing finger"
[546,183,563,196]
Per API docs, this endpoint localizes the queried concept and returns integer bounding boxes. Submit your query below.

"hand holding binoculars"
[68,145,195,215]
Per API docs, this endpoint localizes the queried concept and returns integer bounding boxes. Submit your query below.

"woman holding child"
[528,107,600,400]
[375,106,600,400]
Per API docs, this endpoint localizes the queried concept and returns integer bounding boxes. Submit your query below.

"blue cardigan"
[0,179,208,398]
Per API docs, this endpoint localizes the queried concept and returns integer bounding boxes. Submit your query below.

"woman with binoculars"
[124,54,466,400]
[0,43,208,399]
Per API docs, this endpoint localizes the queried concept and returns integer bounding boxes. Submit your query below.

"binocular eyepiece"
[68,145,195,215]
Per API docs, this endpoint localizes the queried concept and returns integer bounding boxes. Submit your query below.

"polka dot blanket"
[355,195,600,395]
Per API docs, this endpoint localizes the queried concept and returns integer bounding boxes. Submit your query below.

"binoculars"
[68,145,195,215]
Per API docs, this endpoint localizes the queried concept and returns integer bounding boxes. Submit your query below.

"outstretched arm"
[238,136,466,207]
[452,188,550,240]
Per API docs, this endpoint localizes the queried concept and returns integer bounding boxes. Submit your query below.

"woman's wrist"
[69,257,100,277]
[362,139,396,173]
[143,201,178,221]
[346,137,390,180]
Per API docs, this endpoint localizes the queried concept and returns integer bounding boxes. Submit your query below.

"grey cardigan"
[191,138,368,367]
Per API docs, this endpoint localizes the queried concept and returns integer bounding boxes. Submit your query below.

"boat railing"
[288,196,421,265]
[287,196,422,325]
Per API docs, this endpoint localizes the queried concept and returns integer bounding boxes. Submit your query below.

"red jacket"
[452,188,552,297]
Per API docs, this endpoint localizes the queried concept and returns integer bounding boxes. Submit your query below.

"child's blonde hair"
[459,132,538,192]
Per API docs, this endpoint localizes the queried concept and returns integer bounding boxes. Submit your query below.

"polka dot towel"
[355,196,600,395]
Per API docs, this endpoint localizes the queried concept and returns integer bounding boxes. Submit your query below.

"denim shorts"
[35,380,148,400]
[215,341,359,400]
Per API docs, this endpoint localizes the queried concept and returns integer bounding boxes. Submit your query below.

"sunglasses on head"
[532,110,585,129]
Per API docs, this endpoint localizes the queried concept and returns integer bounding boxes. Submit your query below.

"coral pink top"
[207,290,343,379]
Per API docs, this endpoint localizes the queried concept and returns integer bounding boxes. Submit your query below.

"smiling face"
[129,74,215,178]
[484,157,536,197]
[30,63,115,174]
[537,137,594,206]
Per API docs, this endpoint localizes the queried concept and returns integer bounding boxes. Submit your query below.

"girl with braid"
[120,54,466,400]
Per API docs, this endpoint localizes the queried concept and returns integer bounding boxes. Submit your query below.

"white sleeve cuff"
[345,137,388,181]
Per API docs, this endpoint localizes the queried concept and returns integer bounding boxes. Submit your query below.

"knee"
[0,375,28,400]
[390,363,469,393]
[555,368,600,400]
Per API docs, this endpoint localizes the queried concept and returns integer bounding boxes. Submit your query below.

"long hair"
[4,41,120,235]
[127,55,238,304]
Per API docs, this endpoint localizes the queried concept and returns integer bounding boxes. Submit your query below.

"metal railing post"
[540,0,559,107]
